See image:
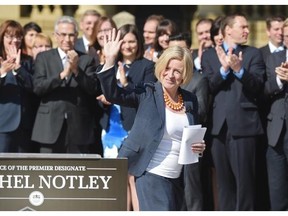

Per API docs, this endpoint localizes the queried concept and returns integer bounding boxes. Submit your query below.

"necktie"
[274,47,284,53]
[62,55,71,82]
[62,55,67,68]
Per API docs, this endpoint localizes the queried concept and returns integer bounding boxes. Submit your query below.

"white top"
[146,108,189,178]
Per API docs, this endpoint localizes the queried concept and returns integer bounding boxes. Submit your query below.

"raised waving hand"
[102,28,123,69]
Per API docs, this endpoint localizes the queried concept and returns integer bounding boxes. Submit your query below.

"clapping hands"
[0,45,21,75]
[216,45,242,73]
[275,62,288,82]
[66,50,79,75]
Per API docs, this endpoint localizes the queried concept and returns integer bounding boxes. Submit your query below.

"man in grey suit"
[264,19,288,210]
[201,13,265,210]
[32,16,102,154]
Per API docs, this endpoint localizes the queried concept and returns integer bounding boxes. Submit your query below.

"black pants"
[211,123,256,210]
[266,119,288,210]
[0,126,34,153]
[181,162,203,210]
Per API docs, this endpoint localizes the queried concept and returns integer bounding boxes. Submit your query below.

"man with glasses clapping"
[31,16,102,154]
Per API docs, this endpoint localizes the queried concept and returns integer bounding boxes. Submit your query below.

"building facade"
[1,5,288,48]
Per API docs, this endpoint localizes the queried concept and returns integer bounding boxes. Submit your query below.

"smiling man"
[201,13,266,210]
[260,15,285,61]
[32,16,102,154]
[75,9,101,54]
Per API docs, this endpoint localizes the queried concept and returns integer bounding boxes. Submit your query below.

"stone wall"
[0,5,286,49]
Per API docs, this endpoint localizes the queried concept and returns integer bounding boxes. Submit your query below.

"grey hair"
[54,16,79,33]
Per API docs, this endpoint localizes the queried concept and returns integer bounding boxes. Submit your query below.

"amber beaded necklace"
[163,91,184,111]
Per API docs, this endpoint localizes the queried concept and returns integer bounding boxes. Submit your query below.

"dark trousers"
[266,118,288,210]
[254,133,270,210]
[211,123,256,210]
[40,120,90,154]
[181,162,203,210]
[0,126,33,153]
[135,171,184,211]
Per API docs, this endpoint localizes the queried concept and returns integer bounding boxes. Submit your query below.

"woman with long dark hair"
[0,20,36,152]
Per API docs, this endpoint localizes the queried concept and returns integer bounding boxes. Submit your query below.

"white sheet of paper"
[178,125,207,165]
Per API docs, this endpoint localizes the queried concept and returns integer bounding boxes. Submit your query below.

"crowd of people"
[0,8,288,211]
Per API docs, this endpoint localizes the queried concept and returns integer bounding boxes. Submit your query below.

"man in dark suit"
[256,15,285,210]
[264,19,288,210]
[74,9,101,54]
[260,15,285,62]
[192,18,213,74]
[74,9,103,156]
[201,13,266,210]
[32,16,102,154]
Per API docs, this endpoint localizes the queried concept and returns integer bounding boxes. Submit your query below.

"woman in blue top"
[97,24,156,155]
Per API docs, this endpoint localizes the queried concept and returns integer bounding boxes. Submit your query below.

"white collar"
[268,41,284,53]
[57,47,67,60]
[82,35,90,52]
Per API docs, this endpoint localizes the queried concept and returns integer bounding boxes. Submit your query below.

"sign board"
[0,153,128,211]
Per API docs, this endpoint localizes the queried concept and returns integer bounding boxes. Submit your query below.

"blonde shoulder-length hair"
[154,46,193,85]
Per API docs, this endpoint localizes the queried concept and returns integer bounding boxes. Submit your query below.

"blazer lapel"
[273,50,287,79]
[51,49,64,71]
[154,82,165,125]
[279,50,286,62]
[181,89,195,125]
[51,49,66,86]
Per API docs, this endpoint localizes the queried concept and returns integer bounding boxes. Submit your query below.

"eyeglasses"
[55,32,77,39]
[98,28,112,34]
[4,34,23,41]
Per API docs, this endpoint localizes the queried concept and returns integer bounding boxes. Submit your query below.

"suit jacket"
[181,70,210,124]
[264,50,287,147]
[192,47,212,73]
[0,54,34,132]
[97,67,199,177]
[258,44,273,127]
[74,38,101,66]
[99,58,156,131]
[32,48,101,145]
[201,45,265,136]
[74,37,87,54]
[259,44,271,62]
